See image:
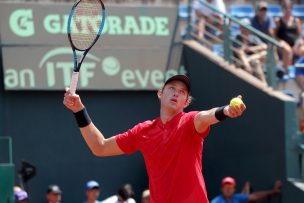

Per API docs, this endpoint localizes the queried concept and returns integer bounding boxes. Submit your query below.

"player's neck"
[160,108,182,124]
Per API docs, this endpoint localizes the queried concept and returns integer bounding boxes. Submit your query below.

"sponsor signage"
[0,3,180,90]
[0,2,177,47]
[2,47,185,90]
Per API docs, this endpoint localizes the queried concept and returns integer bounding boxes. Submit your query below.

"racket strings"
[71,0,103,50]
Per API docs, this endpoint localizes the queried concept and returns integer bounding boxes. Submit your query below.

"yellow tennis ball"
[230,97,243,107]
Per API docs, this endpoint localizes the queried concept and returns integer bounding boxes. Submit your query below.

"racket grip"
[70,72,79,95]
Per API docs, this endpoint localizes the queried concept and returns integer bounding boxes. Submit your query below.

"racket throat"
[77,55,85,69]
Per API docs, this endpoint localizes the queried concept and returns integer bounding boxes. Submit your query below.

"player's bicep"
[97,136,124,156]
[194,112,209,134]
[194,109,218,133]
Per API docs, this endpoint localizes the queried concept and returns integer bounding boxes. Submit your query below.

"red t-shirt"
[115,111,210,203]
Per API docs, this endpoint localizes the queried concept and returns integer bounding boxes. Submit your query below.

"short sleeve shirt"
[193,0,226,21]
[251,16,275,42]
[211,194,249,203]
[233,34,264,50]
[116,111,210,203]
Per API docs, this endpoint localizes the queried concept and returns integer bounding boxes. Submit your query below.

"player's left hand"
[224,96,246,118]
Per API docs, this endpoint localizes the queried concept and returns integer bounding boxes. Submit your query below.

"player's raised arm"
[194,96,246,133]
[63,88,124,157]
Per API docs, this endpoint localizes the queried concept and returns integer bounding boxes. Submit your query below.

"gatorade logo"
[9,9,35,37]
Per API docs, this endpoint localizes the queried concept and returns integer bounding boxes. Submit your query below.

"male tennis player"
[63,75,246,203]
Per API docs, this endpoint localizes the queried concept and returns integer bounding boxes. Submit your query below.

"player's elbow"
[91,147,106,157]
[90,143,107,157]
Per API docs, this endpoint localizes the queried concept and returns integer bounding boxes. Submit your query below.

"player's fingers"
[228,108,236,118]
[240,103,246,112]
[64,93,79,101]
[64,96,75,104]
[237,95,242,99]
[65,87,73,96]
[232,106,243,117]
[63,99,73,107]
[229,105,238,115]
[234,104,242,112]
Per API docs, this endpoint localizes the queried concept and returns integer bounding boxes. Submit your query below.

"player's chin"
[169,104,184,112]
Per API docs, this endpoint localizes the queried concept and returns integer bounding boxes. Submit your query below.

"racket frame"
[67,0,106,94]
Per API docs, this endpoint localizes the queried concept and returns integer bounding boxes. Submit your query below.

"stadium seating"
[293,4,304,19]
[229,4,254,18]
[179,4,189,20]
[267,4,283,17]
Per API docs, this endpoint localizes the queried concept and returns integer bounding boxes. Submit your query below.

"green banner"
[0,2,177,47]
[0,2,180,90]
[2,46,185,90]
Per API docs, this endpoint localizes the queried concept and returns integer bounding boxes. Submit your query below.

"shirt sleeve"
[115,124,141,155]
[186,111,210,139]
[235,194,250,203]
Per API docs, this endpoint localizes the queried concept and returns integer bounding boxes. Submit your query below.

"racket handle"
[70,72,79,95]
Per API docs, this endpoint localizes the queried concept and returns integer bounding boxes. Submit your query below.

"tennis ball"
[230,97,243,108]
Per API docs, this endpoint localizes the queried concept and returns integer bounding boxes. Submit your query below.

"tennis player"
[63,75,246,203]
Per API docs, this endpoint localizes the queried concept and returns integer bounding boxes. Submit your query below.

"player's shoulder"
[182,111,199,120]
[133,119,157,130]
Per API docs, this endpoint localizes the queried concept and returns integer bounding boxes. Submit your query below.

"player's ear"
[184,95,192,108]
[157,89,162,99]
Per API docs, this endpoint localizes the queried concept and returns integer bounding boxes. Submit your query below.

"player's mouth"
[170,98,177,103]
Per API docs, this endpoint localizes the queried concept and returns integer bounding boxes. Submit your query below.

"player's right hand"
[63,87,85,113]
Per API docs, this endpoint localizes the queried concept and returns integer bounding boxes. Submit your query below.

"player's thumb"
[237,95,243,100]
[65,87,72,94]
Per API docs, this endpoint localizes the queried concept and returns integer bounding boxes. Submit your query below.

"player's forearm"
[80,123,107,156]
[249,190,275,202]
[199,108,221,125]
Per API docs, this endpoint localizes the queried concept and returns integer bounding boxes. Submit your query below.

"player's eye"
[178,90,186,96]
[169,86,175,92]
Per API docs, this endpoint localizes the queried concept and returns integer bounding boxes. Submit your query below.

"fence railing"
[181,0,281,88]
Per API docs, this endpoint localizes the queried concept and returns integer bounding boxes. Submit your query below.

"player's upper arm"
[79,123,125,157]
[194,109,218,134]
[96,136,125,156]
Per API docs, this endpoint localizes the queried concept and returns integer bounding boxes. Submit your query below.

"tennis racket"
[67,0,106,95]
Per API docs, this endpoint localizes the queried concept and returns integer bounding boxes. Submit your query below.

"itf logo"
[9,9,35,37]
[102,57,121,76]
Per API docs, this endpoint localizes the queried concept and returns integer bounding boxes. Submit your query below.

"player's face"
[221,184,235,198]
[86,188,100,201]
[158,80,189,112]
[46,192,61,203]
